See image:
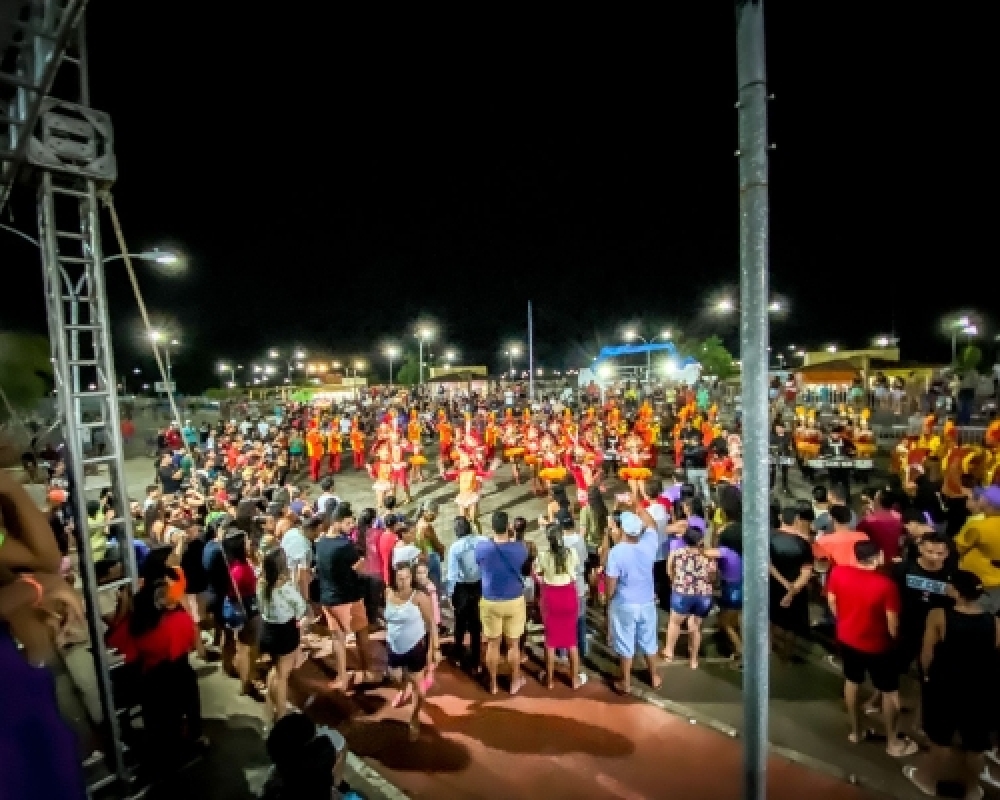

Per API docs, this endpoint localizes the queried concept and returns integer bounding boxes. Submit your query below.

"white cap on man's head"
[620,511,643,536]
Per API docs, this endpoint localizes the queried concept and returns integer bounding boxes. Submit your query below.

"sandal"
[510,676,527,696]
[887,736,919,759]
[573,673,589,690]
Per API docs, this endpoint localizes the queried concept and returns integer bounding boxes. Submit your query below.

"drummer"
[820,425,857,500]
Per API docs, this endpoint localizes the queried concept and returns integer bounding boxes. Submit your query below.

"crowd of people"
[4,380,1000,798]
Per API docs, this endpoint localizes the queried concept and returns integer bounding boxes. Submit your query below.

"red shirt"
[378,530,399,584]
[133,608,197,671]
[826,566,900,654]
[229,560,257,598]
[857,511,904,562]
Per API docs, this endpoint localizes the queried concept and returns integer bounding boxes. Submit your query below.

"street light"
[945,314,977,362]
[826,344,838,353]
[217,362,240,385]
[505,344,521,376]
[715,296,785,315]
[148,329,179,386]
[384,345,400,388]
[623,328,673,388]
[414,327,433,385]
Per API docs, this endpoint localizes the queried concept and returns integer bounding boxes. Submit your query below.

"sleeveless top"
[385,590,426,655]
[930,608,996,685]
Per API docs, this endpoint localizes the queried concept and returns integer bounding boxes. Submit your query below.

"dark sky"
[2,4,992,389]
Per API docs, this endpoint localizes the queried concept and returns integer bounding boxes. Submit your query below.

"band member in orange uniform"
[327,421,342,474]
[306,425,325,482]
[501,409,524,485]
[350,418,366,470]
[484,411,500,466]
[389,428,413,504]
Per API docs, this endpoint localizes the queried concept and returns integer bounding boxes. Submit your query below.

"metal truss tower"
[3,2,138,794]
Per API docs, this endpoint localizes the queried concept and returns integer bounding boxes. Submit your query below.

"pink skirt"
[540,582,579,650]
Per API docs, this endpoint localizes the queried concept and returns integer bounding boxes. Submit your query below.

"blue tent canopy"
[593,342,699,368]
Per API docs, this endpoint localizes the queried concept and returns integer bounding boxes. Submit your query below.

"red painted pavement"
[289,649,872,800]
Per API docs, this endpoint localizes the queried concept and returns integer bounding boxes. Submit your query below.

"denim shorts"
[609,601,658,658]
[669,592,712,618]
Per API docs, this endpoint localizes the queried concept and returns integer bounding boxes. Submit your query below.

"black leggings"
[452,581,482,669]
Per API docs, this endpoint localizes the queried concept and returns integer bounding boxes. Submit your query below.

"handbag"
[219,547,249,632]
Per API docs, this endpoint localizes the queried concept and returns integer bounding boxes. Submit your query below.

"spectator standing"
[475,511,529,695]
[258,547,307,721]
[535,522,584,689]
[858,489,906,562]
[906,570,1000,796]
[445,516,485,672]
[316,503,376,690]
[605,508,663,693]
[769,507,814,660]
[826,541,916,758]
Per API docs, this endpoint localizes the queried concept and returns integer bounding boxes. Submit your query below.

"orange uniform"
[350,426,366,470]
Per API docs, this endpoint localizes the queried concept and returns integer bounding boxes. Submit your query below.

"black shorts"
[388,636,428,674]
[840,644,899,693]
[259,619,300,658]
[923,683,993,752]
[652,559,671,612]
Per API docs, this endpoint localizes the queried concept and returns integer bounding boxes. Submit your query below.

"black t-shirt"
[769,530,813,586]
[913,477,946,525]
[315,535,363,606]
[159,464,182,494]
[892,560,954,650]
[181,537,209,594]
[718,522,743,556]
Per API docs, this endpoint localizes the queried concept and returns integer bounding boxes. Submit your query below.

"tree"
[395,352,421,386]
[682,335,736,380]
[0,332,52,421]
[956,344,984,375]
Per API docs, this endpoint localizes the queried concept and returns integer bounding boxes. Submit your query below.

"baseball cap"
[620,511,643,536]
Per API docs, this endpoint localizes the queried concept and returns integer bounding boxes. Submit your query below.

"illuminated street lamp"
[826,344,838,353]
[623,328,674,387]
[505,344,522,376]
[944,314,978,362]
[384,345,400,388]
[414,327,434,385]
[148,329,179,385]
[217,362,241,384]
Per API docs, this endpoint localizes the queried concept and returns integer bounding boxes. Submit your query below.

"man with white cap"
[604,504,663,693]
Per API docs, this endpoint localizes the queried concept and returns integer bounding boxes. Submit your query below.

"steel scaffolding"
[3,2,138,795]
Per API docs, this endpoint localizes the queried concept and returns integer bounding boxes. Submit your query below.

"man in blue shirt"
[605,507,663,693]
[475,511,529,695]
[445,516,487,672]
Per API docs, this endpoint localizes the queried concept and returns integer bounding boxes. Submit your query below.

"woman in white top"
[385,562,438,741]
[257,547,307,721]
[534,524,583,690]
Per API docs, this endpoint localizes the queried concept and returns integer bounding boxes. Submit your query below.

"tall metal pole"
[736,2,770,799]
[389,353,395,388]
[528,301,535,402]
[419,338,424,385]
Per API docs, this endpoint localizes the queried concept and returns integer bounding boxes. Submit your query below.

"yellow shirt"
[534,547,579,587]
[954,514,1000,588]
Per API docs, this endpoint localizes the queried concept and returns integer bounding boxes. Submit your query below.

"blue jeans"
[425,551,442,592]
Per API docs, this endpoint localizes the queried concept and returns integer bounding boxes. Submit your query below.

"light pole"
[218,362,242,387]
[505,344,521,377]
[1,223,182,266]
[415,328,433,385]
[148,330,179,386]
[384,345,400,388]
[623,329,673,390]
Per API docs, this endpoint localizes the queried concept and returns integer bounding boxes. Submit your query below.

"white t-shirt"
[562,532,589,598]
[258,581,307,624]
[239,421,252,436]
[281,528,312,572]
[339,417,352,435]
[257,420,270,438]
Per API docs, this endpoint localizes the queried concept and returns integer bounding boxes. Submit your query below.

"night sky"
[1,4,992,390]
